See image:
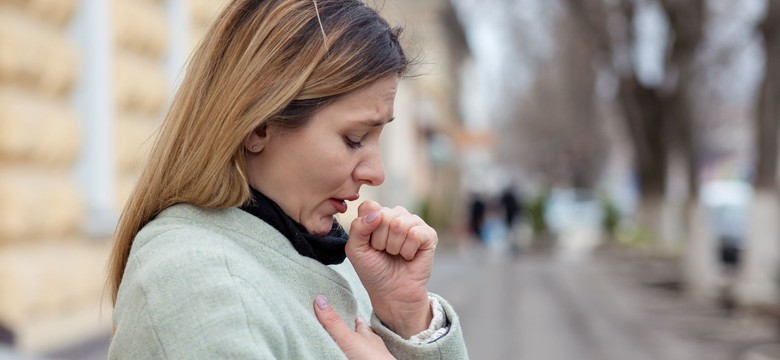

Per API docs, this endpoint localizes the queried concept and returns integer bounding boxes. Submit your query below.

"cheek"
[304,147,355,184]
[286,139,361,213]
[305,164,351,195]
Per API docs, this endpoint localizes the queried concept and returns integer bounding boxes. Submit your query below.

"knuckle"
[409,226,426,241]
[408,226,420,239]
[393,205,410,215]
[390,218,405,234]
[413,234,423,247]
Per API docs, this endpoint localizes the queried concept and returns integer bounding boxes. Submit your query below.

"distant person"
[500,187,523,255]
[106,1,468,358]
[468,193,486,244]
[500,187,522,229]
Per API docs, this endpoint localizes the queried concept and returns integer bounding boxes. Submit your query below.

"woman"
[106,0,468,359]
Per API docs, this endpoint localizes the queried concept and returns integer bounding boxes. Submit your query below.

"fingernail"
[315,295,330,310]
[365,211,379,224]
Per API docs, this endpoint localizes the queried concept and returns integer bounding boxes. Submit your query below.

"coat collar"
[152,203,354,291]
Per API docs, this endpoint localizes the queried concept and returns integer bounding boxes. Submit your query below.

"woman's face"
[245,76,398,235]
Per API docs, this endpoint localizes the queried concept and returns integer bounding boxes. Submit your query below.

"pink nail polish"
[365,211,379,224]
[315,295,330,310]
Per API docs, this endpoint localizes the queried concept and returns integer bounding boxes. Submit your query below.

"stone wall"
[0,0,227,354]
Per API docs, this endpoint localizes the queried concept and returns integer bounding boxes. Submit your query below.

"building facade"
[0,0,228,353]
[0,0,463,354]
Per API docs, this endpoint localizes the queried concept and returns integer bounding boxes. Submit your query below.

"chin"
[307,217,334,236]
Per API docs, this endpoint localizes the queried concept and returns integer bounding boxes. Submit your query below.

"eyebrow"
[361,117,395,127]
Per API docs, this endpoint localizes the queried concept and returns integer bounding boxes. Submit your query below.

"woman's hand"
[346,200,437,339]
[314,295,395,360]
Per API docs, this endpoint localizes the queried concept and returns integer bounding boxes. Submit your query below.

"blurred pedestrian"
[499,186,523,256]
[106,1,468,358]
[468,192,486,245]
[500,186,522,229]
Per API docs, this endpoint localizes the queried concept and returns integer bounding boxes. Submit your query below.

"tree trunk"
[683,200,721,299]
[662,149,688,250]
[737,190,780,305]
[617,77,668,241]
[659,0,710,297]
[737,0,780,306]
[637,193,664,246]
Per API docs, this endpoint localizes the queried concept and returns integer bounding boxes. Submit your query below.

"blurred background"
[2,0,780,359]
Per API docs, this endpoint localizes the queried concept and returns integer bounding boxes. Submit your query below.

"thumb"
[347,201,382,248]
[314,295,354,347]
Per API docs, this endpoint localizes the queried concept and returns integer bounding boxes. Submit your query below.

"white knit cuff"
[409,296,449,344]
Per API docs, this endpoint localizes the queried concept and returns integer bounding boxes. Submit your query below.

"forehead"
[319,76,399,121]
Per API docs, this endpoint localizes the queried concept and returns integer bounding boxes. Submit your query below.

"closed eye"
[345,137,364,149]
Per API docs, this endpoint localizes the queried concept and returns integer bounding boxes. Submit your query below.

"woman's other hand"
[314,295,395,360]
[346,200,437,339]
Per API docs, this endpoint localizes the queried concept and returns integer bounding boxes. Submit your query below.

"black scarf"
[240,187,348,265]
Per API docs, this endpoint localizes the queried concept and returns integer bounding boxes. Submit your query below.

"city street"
[429,245,779,360]
[4,242,780,360]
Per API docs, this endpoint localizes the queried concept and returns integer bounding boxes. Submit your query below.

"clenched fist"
[346,200,438,339]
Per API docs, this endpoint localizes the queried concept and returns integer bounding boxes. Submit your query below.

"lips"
[330,198,347,213]
[330,194,359,213]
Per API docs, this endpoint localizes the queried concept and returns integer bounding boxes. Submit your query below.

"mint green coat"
[108,203,468,359]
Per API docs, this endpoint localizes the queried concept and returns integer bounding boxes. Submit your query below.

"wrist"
[375,297,433,339]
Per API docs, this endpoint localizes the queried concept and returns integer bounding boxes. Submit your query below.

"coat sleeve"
[333,260,470,359]
[370,293,469,360]
[108,230,287,359]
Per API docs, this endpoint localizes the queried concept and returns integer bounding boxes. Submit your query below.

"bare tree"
[753,0,780,191]
[737,0,780,306]
[563,0,706,243]
[660,0,705,194]
[498,0,609,190]
[657,0,722,298]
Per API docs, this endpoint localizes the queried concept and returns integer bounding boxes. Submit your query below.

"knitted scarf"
[241,187,348,265]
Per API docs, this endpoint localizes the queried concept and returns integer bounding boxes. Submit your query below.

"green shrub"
[527,193,548,236]
[601,195,620,238]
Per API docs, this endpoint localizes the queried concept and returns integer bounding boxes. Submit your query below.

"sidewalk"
[600,247,780,360]
[0,347,45,360]
[0,333,109,360]
[429,244,780,360]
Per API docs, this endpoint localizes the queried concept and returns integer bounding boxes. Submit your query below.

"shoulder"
[112,207,289,357]
[122,205,277,298]
[117,203,280,313]
[127,202,283,272]
[131,203,298,263]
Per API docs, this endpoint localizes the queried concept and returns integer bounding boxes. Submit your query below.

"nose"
[354,149,385,186]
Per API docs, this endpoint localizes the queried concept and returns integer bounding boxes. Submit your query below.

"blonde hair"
[107,0,408,304]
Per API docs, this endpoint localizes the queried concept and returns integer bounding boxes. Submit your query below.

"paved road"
[429,246,779,360]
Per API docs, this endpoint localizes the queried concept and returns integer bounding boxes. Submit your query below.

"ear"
[244,124,270,153]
